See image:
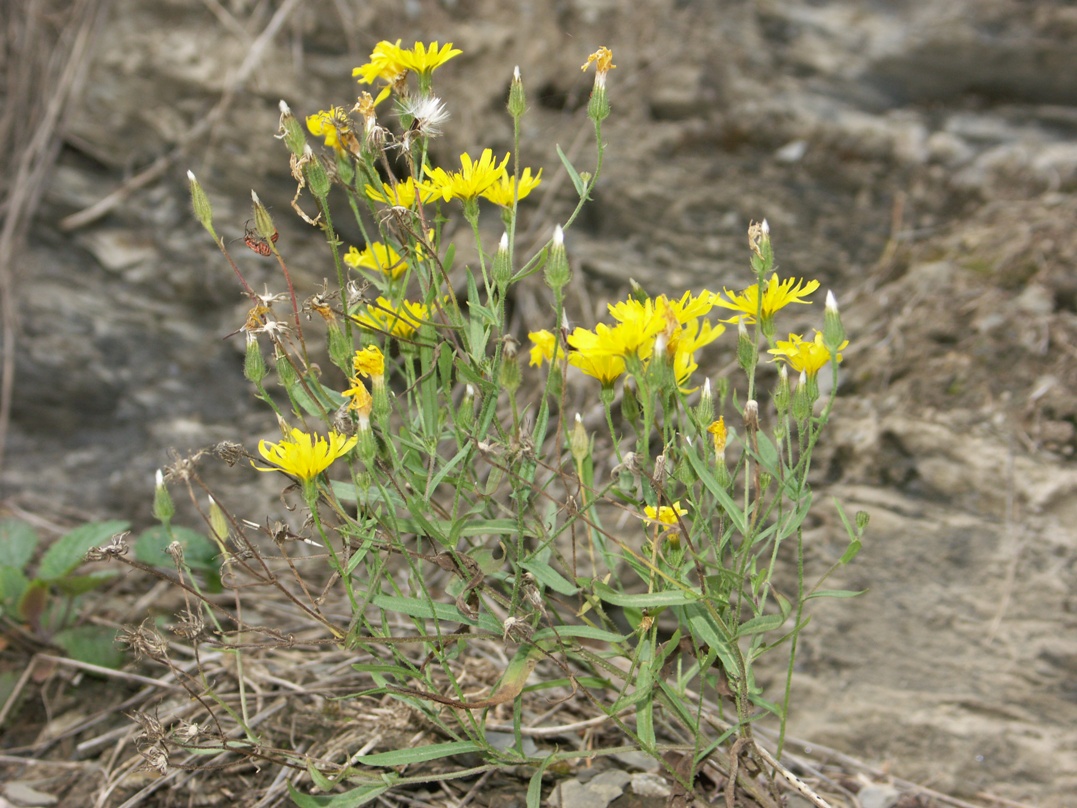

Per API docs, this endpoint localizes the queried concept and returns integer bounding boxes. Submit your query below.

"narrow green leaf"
[556,144,587,198]
[519,559,577,596]
[839,539,862,565]
[372,593,501,634]
[593,581,699,608]
[427,446,470,498]
[682,450,747,535]
[527,754,554,808]
[681,603,738,672]
[288,781,391,808]
[735,613,785,638]
[357,741,483,767]
[0,519,38,571]
[52,571,118,597]
[635,640,655,749]
[531,625,627,645]
[805,588,866,601]
[39,520,129,581]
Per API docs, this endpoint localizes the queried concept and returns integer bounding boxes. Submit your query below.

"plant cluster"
[94,40,864,806]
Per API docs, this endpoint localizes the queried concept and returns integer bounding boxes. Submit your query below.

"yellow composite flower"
[644,501,689,526]
[421,149,510,202]
[569,319,663,362]
[344,242,408,279]
[353,345,385,378]
[341,377,373,415]
[712,274,820,325]
[395,41,462,77]
[527,329,564,368]
[352,40,408,87]
[566,351,625,385]
[351,296,428,339]
[481,167,543,207]
[253,428,357,481]
[768,331,848,377]
[365,176,436,208]
[306,107,352,152]
[707,418,727,457]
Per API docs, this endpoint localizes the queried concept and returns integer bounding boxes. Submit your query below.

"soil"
[2,1,1076,806]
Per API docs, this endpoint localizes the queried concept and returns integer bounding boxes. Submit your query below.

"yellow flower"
[707,418,727,457]
[481,167,543,207]
[365,176,435,208]
[581,46,616,87]
[353,345,385,379]
[252,428,356,481]
[395,41,462,77]
[644,501,688,526]
[528,329,564,368]
[352,40,408,87]
[768,331,847,377]
[344,242,408,279]
[712,274,820,325]
[566,352,625,385]
[351,296,428,339]
[306,107,353,152]
[342,377,373,416]
[421,149,510,202]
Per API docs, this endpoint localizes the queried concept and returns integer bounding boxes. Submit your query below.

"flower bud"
[492,231,512,290]
[187,171,216,238]
[208,495,229,551]
[743,399,759,434]
[543,225,570,292]
[792,370,813,423]
[278,100,307,156]
[736,319,755,373]
[251,191,276,245]
[244,333,267,384]
[457,384,476,433]
[303,145,331,201]
[774,364,790,419]
[500,337,521,393]
[508,65,526,120]
[152,469,174,525]
[570,413,590,465]
[823,290,846,356]
[695,378,714,427]
[855,510,871,534]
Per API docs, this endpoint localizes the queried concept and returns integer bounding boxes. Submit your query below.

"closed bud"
[774,364,790,419]
[736,319,755,373]
[744,399,759,434]
[695,378,714,426]
[500,337,521,393]
[277,100,307,156]
[823,290,846,355]
[855,510,870,534]
[152,469,174,525]
[492,231,512,290]
[508,65,526,120]
[458,384,476,432]
[792,370,813,423]
[187,171,216,238]
[570,413,590,464]
[251,191,276,244]
[543,225,570,291]
[244,333,267,384]
[303,145,331,200]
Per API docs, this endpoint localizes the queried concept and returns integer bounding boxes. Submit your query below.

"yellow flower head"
[566,351,625,386]
[421,149,510,202]
[342,377,374,416]
[707,417,727,457]
[481,167,543,207]
[353,345,385,379]
[365,176,436,208]
[712,274,820,325]
[768,331,847,377]
[351,296,428,339]
[344,242,408,279]
[644,501,688,526]
[581,46,616,87]
[252,428,357,481]
[306,107,354,152]
[353,40,408,87]
[527,329,565,368]
[395,41,462,77]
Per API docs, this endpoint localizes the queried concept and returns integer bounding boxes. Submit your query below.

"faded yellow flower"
[351,296,428,339]
[527,329,564,368]
[344,242,408,279]
[644,501,688,526]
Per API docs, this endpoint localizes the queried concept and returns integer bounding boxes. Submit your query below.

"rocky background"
[2,0,1077,805]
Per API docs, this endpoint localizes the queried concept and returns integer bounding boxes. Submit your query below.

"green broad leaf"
[532,625,627,645]
[635,641,656,749]
[305,762,336,792]
[288,781,392,808]
[372,593,502,634]
[519,559,577,596]
[356,740,484,768]
[556,144,587,198]
[38,520,129,582]
[290,378,340,420]
[0,519,38,571]
[0,565,30,612]
[592,581,699,608]
[52,570,118,597]
[682,449,747,536]
[135,526,219,571]
[753,432,780,475]
[52,625,125,669]
[805,588,866,601]
[736,613,786,638]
